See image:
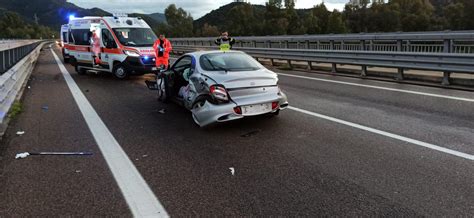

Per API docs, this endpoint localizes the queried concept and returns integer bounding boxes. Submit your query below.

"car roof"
[188,50,245,57]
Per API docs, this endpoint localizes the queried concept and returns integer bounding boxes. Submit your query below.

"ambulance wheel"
[75,65,86,75]
[113,64,128,79]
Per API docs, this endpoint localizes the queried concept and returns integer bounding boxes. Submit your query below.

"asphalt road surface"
[0,44,473,216]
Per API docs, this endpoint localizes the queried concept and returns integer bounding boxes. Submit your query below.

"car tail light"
[233,106,242,115]
[210,85,229,102]
[272,101,279,110]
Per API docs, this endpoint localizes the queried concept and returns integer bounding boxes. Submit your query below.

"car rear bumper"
[191,91,288,127]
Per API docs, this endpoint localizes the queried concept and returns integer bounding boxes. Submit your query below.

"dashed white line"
[51,50,169,217]
[278,72,474,102]
[289,106,474,161]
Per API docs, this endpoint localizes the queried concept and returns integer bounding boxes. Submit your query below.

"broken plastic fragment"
[27,86,31,89]
[41,105,49,111]
[229,167,235,176]
[16,131,25,136]
[75,170,82,173]
[15,152,30,159]
[158,109,166,114]
[142,154,148,158]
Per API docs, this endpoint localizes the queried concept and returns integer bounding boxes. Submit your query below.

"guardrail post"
[240,41,243,48]
[396,40,404,80]
[253,41,257,48]
[0,51,4,74]
[442,39,452,85]
[305,40,312,70]
[360,40,367,77]
[330,40,337,73]
[8,49,12,68]
[266,40,271,48]
[285,40,289,49]
[316,41,320,50]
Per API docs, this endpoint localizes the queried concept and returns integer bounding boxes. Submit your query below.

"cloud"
[68,0,348,18]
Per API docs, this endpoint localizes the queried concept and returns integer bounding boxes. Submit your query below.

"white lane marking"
[278,73,474,102]
[288,106,474,161]
[51,50,169,217]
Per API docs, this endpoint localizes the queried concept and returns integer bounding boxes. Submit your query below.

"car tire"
[113,63,128,79]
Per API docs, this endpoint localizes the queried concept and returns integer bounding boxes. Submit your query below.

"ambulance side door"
[101,28,117,69]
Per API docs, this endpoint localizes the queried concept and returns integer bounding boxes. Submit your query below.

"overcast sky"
[68,0,348,19]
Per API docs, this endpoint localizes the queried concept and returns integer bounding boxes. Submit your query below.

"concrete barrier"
[0,41,47,135]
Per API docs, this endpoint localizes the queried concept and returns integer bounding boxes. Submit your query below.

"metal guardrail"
[0,41,46,127]
[171,31,474,85]
[0,41,43,74]
[171,31,474,54]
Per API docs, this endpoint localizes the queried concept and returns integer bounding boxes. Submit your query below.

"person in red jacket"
[153,34,172,69]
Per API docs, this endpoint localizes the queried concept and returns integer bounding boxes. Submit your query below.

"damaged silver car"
[146,50,289,127]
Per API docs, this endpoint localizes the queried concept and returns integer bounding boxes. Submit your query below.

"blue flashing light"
[68,14,75,20]
[143,56,149,61]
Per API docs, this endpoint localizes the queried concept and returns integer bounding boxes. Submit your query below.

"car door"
[101,28,117,69]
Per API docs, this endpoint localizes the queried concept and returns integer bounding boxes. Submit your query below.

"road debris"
[41,105,49,111]
[229,167,235,176]
[15,152,30,159]
[142,154,148,158]
[158,109,166,114]
[27,86,31,89]
[75,170,82,173]
[16,131,25,136]
[15,152,93,159]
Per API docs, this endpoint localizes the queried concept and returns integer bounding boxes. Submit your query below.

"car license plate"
[242,103,272,115]
[152,67,158,71]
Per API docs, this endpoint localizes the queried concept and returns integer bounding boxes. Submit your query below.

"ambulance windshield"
[113,28,157,47]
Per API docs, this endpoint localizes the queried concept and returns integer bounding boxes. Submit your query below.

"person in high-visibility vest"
[153,34,172,69]
[214,31,235,51]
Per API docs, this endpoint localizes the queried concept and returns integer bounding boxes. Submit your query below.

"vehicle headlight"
[124,50,140,57]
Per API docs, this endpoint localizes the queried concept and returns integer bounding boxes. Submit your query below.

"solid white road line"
[288,106,474,161]
[278,73,474,103]
[51,50,169,217]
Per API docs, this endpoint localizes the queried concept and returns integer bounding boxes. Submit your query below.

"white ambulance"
[65,14,159,79]
[59,24,71,62]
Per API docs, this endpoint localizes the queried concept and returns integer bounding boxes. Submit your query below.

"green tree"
[264,0,288,35]
[228,3,259,36]
[200,23,220,37]
[327,10,346,34]
[443,3,464,30]
[389,0,434,31]
[164,4,194,37]
[284,0,306,35]
[367,1,401,32]
[302,10,320,34]
[311,3,330,33]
